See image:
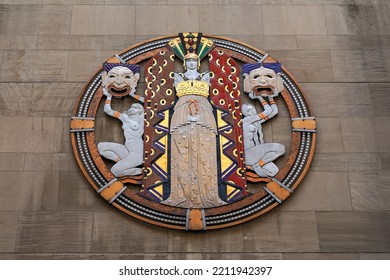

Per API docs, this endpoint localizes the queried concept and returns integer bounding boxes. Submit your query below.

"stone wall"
[0,0,389,260]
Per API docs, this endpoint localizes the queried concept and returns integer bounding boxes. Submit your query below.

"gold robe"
[163,79,226,208]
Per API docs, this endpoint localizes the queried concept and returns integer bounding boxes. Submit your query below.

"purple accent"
[152,163,168,180]
[103,63,140,74]
[243,62,282,74]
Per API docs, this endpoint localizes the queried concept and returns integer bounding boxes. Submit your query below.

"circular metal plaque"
[71,34,316,230]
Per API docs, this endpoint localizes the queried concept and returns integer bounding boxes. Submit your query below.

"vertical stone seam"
[89,210,94,253]
[14,210,21,254]
[197,5,200,32]
[0,52,4,79]
[65,50,70,82]
[313,211,323,253]
[259,3,264,35]
[323,4,330,35]
[324,4,336,82]
[99,35,104,51]
[70,4,75,36]
[345,170,354,211]
[29,83,35,119]
[134,4,139,36]
[67,5,75,81]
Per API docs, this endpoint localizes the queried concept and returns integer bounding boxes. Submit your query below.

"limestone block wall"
[0,0,389,260]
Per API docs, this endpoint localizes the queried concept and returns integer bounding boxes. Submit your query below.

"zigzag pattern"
[141,49,175,202]
[209,48,248,202]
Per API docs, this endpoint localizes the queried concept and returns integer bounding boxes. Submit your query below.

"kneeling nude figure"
[242,102,285,177]
[98,88,144,177]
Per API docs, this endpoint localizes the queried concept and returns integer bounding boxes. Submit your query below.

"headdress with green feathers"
[168,32,214,62]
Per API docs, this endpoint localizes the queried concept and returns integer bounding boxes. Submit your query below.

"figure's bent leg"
[111,153,143,177]
[260,143,285,164]
[248,143,285,178]
[111,166,142,177]
[252,161,279,177]
[98,142,128,162]
[245,143,285,166]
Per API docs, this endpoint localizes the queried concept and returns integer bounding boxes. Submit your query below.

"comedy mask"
[102,63,140,98]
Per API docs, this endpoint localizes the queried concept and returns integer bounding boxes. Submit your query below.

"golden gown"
[162,79,226,208]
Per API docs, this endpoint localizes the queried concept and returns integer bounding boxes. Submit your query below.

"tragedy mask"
[243,63,284,97]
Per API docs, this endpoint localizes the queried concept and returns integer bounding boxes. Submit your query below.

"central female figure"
[162,53,226,208]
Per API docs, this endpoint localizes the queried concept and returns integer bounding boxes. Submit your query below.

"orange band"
[269,100,275,105]
[259,160,265,167]
[105,100,111,104]
[261,100,268,106]
[113,111,121,118]
[259,113,268,120]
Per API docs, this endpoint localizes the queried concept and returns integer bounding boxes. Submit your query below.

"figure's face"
[242,104,257,117]
[185,58,198,70]
[244,66,284,97]
[102,66,139,97]
[126,104,143,117]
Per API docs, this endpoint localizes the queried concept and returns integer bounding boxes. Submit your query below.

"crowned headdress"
[168,32,214,66]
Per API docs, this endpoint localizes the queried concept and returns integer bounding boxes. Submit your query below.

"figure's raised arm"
[129,87,144,103]
[103,88,121,119]
[267,96,278,119]
[249,95,275,123]
[242,103,267,125]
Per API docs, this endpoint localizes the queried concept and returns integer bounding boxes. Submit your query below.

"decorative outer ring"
[70,34,316,231]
